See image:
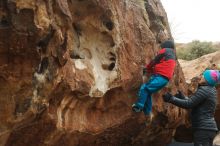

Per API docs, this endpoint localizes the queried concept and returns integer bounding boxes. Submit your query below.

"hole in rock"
[70,53,83,59]
[0,16,10,27]
[101,31,115,47]
[110,57,116,61]
[37,28,55,53]
[73,23,82,36]
[108,52,116,61]
[103,20,114,31]
[101,14,114,31]
[108,52,116,57]
[102,51,116,71]
[101,64,108,70]
[108,62,115,71]
[38,57,49,74]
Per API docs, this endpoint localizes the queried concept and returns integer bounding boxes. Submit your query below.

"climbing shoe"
[132,104,142,113]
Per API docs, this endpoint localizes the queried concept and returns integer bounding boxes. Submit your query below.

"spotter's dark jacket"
[169,85,218,131]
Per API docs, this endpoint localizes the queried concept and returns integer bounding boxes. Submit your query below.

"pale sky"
[160,0,220,43]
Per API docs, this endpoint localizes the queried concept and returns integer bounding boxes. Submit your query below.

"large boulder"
[0,0,186,146]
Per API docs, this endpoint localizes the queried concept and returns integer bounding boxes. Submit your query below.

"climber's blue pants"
[135,74,169,115]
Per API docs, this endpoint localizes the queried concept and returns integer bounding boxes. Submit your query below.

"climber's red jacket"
[146,48,176,80]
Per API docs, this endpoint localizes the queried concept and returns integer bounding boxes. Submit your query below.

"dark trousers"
[193,129,217,146]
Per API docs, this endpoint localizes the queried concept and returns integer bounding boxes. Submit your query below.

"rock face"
[0,0,187,146]
[179,51,220,83]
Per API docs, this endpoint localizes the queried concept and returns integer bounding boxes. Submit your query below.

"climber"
[163,69,220,146]
[132,40,176,122]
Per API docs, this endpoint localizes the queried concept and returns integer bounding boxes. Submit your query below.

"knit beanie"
[160,40,175,49]
[203,70,220,86]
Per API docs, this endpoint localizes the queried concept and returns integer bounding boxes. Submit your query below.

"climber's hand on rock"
[143,68,147,75]
[162,92,173,102]
[174,90,185,99]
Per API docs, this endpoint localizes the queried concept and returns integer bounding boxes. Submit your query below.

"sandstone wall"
[0,0,187,146]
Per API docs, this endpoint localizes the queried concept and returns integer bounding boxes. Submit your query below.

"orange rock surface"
[0,0,187,145]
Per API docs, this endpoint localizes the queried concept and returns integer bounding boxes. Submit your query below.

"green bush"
[177,40,217,60]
